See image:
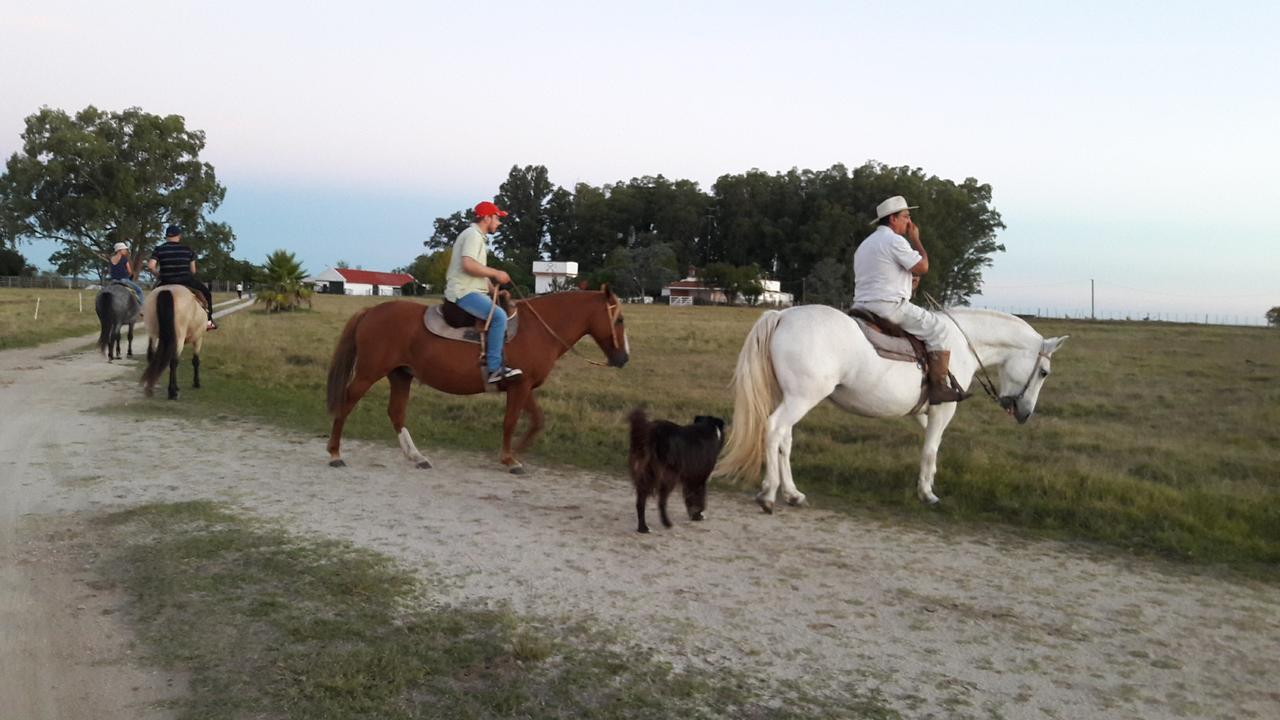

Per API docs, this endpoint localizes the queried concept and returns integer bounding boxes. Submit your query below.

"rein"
[923,292,1047,410]
[509,285,620,368]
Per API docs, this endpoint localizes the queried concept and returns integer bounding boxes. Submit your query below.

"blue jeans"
[454,291,508,373]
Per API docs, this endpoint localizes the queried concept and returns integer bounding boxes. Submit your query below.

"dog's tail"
[627,408,649,458]
[713,309,785,484]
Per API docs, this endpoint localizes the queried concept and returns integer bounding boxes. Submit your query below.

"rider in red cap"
[444,202,522,383]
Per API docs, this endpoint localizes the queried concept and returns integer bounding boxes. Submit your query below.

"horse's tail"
[95,290,114,357]
[326,308,369,417]
[142,289,176,389]
[713,309,785,484]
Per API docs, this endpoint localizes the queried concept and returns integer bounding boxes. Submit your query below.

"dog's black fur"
[628,408,725,534]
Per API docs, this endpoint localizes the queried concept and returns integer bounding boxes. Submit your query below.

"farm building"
[305,268,417,296]
[532,261,579,294]
[662,272,793,307]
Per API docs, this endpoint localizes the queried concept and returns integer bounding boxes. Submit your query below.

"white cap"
[113,242,128,252]
[871,196,918,225]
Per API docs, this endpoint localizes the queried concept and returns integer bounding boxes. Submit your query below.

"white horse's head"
[995,335,1069,424]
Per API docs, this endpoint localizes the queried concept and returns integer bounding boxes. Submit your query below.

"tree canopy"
[0,105,236,280]
[428,162,1004,304]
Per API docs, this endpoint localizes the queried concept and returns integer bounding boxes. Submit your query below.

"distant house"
[532,261,579,294]
[661,270,793,307]
[305,267,417,296]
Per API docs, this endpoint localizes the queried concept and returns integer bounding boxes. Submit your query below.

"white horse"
[714,305,1068,510]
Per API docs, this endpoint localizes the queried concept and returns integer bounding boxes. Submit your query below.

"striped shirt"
[151,242,196,282]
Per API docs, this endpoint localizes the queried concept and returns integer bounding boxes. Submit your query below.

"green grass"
[121,295,1280,572]
[90,501,895,719]
[0,287,104,349]
[0,287,235,350]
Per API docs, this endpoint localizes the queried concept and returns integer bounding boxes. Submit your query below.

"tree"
[1267,306,1280,327]
[0,106,234,280]
[600,244,678,299]
[495,164,555,267]
[805,258,850,307]
[398,250,452,294]
[255,250,312,312]
[0,246,32,275]
[425,209,471,252]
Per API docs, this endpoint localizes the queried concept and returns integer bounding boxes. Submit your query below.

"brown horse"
[325,287,629,472]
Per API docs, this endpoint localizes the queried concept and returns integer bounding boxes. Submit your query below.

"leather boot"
[927,351,970,405]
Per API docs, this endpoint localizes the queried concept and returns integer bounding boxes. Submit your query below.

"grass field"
[84,501,893,719]
[0,287,234,350]
[114,294,1280,572]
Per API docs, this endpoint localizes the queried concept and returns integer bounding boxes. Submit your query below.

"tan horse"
[141,285,208,400]
[325,288,629,473]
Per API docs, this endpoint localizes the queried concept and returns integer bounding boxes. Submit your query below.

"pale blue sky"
[2,0,1276,318]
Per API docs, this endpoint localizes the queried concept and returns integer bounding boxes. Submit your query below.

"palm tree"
[255,250,313,312]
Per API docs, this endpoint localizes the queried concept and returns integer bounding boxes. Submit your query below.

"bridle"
[925,292,1048,412]
[509,285,623,368]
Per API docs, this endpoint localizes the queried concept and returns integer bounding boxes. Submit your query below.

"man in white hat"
[852,196,968,404]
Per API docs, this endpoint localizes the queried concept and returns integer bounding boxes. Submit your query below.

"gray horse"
[95,283,142,361]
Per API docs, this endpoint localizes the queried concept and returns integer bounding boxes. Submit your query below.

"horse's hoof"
[691,512,705,521]
[638,526,650,534]
[416,460,432,469]
[168,393,178,401]
[509,465,527,476]
[919,493,940,506]
[755,494,774,514]
[329,459,347,468]
[787,494,808,507]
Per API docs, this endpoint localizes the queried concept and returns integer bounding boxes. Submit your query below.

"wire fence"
[1,275,245,293]
[974,306,1272,328]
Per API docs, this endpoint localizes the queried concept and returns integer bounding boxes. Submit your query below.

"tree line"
[413,163,1006,305]
[2,106,1007,306]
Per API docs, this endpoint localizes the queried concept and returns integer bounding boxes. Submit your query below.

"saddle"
[848,308,927,367]
[423,295,520,345]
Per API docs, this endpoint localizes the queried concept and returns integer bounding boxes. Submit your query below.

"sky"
[2,0,1277,320]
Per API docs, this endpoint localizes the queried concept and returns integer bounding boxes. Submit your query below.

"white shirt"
[852,225,923,304]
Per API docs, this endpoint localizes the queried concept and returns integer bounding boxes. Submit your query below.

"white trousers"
[853,298,951,352]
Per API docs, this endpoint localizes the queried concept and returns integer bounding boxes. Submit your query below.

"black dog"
[628,409,725,534]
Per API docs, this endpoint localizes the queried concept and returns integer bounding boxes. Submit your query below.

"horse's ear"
[1043,336,1069,355]
[600,282,613,297]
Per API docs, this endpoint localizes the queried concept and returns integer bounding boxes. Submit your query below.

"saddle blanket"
[423,304,519,344]
[851,316,922,364]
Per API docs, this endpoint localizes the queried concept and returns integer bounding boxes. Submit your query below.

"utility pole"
[1090,279,1095,320]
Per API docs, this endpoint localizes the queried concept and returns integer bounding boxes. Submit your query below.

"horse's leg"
[777,426,807,507]
[167,356,179,400]
[112,325,121,360]
[191,352,200,389]
[126,323,134,357]
[918,402,958,504]
[387,368,432,469]
[759,390,827,513]
[512,391,545,455]
[327,372,378,467]
[500,383,532,474]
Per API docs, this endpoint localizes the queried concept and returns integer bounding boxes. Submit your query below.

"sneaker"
[486,366,523,383]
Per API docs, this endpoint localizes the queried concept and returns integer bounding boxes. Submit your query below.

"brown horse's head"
[587,284,629,367]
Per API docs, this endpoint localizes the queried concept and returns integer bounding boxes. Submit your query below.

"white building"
[532,261,579,294]
[305,267,417,296]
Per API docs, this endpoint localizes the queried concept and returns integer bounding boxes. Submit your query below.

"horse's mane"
[945,307,1041,348]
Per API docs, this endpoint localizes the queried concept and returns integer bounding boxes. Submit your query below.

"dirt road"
[1,312,1276,719]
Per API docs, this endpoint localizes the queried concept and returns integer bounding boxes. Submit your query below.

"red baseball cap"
[473,201,508,218]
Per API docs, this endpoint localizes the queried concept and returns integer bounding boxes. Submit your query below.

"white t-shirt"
[852,225,923,303]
